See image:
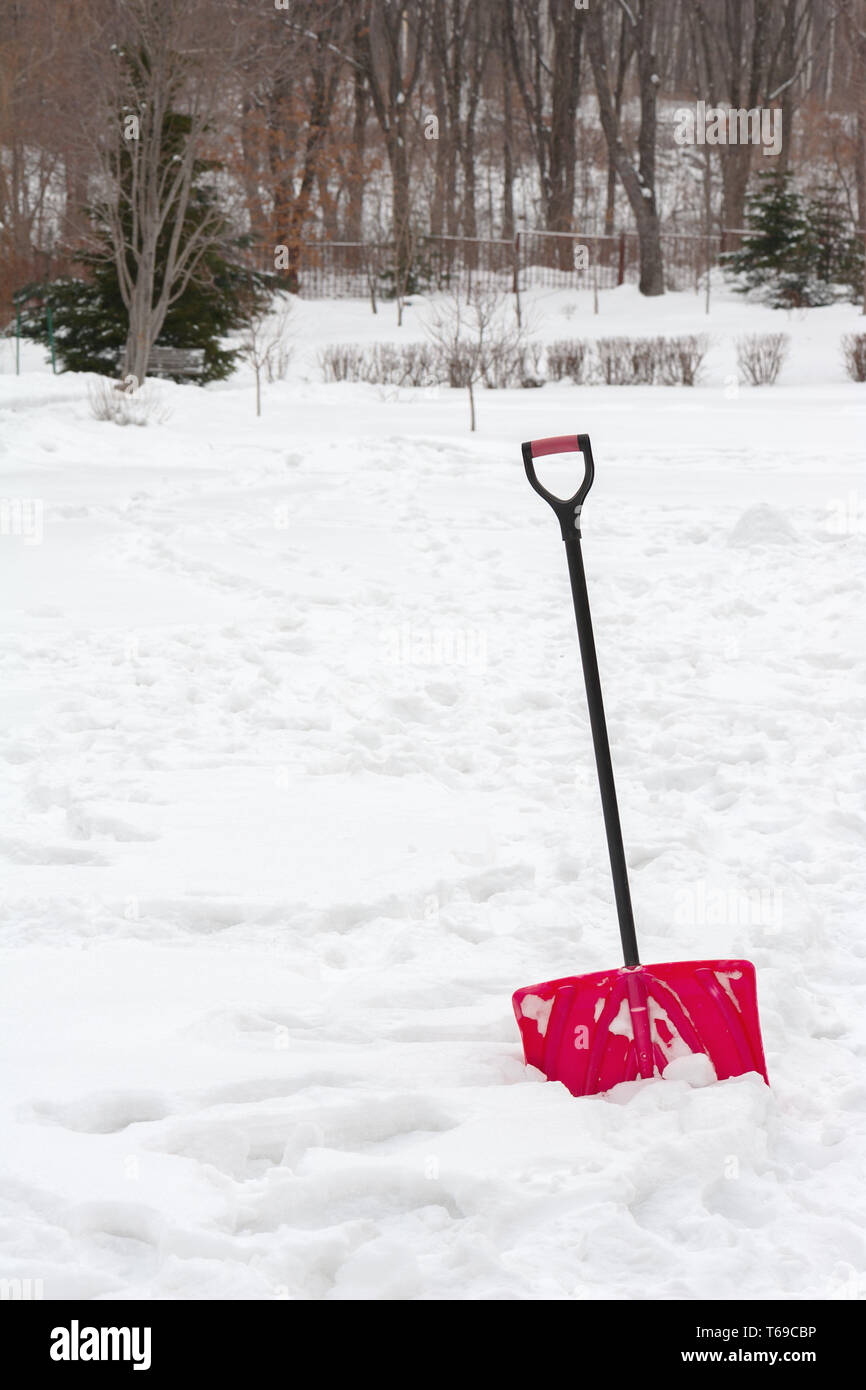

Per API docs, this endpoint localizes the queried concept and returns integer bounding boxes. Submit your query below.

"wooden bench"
[147,346,206,379]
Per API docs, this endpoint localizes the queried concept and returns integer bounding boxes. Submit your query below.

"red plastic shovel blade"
[513,959,768,1098]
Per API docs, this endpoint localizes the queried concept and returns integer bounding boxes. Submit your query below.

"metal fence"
[258,229,745,299]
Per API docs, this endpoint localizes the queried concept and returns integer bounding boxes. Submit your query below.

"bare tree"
[344,7,372,242]
[586,0,665,296]
[768,1,821,170]
[505,0,585,249]
[687,0,774,237]
[237,296,294,416]
[498,28,517,241]
[429,0,494,248]
[76,0,239,382]
[423,287,524,431]
[359,1,428,292]
[248,2,354,290]
[0,3,77,305]
[601,7,635,239]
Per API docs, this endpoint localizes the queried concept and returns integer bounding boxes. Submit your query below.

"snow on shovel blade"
[513,959,769,1099]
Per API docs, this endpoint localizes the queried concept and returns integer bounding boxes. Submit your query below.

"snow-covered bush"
[736,333,790,387]
[586,336,708,386]
[319,334,708,390]
[319,344,367,382]
[546,339,590,383]
[482,339,544,389]
[841,333,866,383]
[657,334,710,386]
[593,337,630,385]
[594,336,659,385]
[364,342,440,387]
[319,342,440,387]
[87,377,169,425]
[396,343,440,387]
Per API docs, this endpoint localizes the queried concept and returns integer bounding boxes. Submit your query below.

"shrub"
[841,333,866,383]
[88,377,169,426]
[318,333,710,390]
[361,342,440,387]
[319,344,366,382]
[481,338,544,389]
[319,341,446,387]
[588,336,708,386]
[363,343,402,384]
[593,336,661,385]
[392,342,440,387]
[657,334,710,386]
[436,341,475,388]
[594,336,631,385]
[547,339,590,383]
[625,336,658,384]
[736,332,790,386]
[517,341,545,388]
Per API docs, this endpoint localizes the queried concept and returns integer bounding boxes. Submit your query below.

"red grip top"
[530,434,580,458]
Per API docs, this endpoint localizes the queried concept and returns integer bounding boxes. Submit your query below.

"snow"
[662,1054,718,1086]
[518,994,553,1037]
[0,283,864,1301]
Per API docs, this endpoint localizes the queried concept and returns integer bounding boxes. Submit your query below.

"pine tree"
[723,169,864,309]
[722,170,811,308]
[803,183,864,307]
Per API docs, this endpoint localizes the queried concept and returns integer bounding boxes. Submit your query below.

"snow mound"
[661,1053,718,1087]
[726,503,798,549]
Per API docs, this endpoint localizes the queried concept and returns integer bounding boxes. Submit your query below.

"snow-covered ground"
[0,285,864,1301]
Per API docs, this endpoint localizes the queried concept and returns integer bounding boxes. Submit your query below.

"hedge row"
[319,332,866,387]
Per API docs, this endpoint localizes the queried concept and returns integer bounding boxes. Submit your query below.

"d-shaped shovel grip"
[521,433,595,541]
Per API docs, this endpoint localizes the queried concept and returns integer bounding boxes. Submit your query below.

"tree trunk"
[461,141,478,259]
[502,63,514,241]
[505,0,583,257]
[345,40,368,241]
[124,259,158,381]
[858,88,866,315]
[547,0,583,266]
[604,9,633,253]
[358,2,427,305]
[240,92,268,244]
[604,159,617,239]
[720,146,754,233]
[634,207,665,297]
[429,62,448,238]
[390,135,412,295]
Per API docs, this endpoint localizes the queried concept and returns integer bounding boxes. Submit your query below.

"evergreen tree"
[722,170,811,308]
[803,183,863,306]
[723,169,863,309]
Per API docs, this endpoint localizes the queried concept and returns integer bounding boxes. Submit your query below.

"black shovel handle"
[522,431,639,969]
[521,433,595,541]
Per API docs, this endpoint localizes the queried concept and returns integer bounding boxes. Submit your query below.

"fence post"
[617,231,626,286]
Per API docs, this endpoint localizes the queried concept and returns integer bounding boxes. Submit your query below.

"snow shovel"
[513,433,769,1098]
